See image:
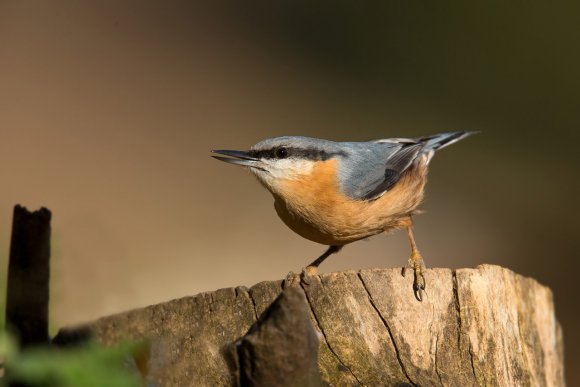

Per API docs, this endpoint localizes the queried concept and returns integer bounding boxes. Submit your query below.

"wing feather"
[341,131,473,201]
[359,143,423,200]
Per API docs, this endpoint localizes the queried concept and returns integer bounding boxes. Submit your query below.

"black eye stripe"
[248,147,347,161]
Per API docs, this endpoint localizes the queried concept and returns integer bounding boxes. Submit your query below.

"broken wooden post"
[5,205,52,348]
[55,265,565,386]
[237,285,324,387]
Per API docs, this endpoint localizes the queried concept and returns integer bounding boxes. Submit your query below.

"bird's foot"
[300,265,319,285]
[283,266,319,287]
[283,271,301,288]
[402,253,427,301]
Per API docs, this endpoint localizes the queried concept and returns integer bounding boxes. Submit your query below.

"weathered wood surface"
[237,285,324,387]
[55,265,565,386]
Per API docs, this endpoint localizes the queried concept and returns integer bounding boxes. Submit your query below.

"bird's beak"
[211,150,266,171]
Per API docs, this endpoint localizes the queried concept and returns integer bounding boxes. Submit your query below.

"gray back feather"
[338,131,474,200]
[251,131,474,201]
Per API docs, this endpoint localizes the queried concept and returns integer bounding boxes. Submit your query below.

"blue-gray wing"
[339,141,424,201]
[339,131,472,201]
[360,142,425,200]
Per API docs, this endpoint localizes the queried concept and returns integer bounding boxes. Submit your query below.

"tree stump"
[54,265,565,386]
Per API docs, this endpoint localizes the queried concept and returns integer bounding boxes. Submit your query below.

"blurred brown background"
[1,1,578,383]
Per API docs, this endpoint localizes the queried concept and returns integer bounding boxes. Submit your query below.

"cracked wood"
[54,265,565,386]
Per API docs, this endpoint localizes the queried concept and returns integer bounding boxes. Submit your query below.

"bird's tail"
[419,131,478,152]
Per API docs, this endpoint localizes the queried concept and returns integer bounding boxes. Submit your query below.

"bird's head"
[212,136,345,195]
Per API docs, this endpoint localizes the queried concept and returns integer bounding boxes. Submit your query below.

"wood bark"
[54,265,565,386]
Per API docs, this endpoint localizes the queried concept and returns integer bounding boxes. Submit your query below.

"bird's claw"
[300,265,318,286]
[283,266,318,288]
[402,256,427,302]
[283,271,300,288]
[413,270,426,302]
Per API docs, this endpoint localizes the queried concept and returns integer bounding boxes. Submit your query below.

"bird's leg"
[284,245,343,288]
[401,220,427,301]
[302,245,342,277]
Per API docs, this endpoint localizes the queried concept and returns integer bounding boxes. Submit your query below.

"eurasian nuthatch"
[212,131,475,300]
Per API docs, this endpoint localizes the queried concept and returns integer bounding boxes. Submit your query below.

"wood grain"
[55,265,565,386]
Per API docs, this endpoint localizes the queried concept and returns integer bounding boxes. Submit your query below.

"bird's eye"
[275,147,288,159]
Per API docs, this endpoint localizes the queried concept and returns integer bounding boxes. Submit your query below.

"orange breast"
[273,158,428,245]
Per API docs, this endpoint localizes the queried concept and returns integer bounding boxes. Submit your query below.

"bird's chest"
[271,174,384,244]
[270,160,427,245]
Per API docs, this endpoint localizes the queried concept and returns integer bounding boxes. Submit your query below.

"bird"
[212,131,475,300]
